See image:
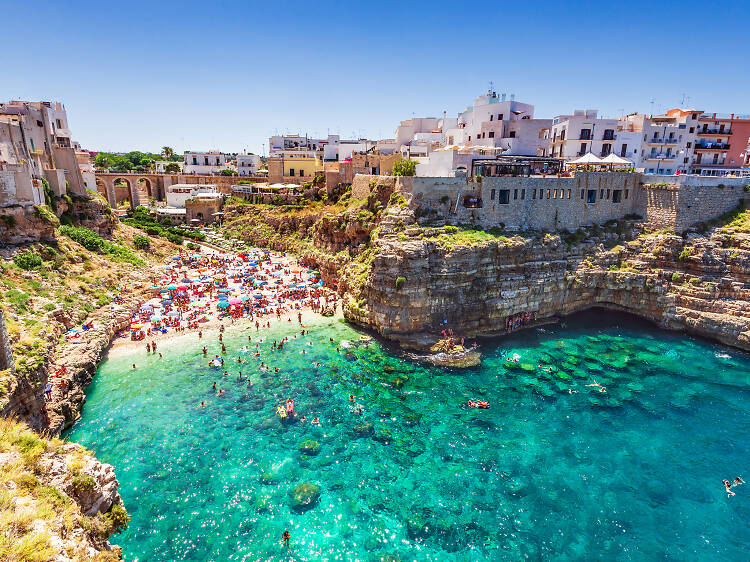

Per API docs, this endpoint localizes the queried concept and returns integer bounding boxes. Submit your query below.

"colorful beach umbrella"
[217,301,230,308]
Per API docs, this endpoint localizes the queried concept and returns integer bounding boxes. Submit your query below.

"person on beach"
[45,382,52,400]
[146,343,151,353]
[280,530,290,547]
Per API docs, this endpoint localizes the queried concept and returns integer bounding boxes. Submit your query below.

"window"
[289,169,295,176]
[546,189,551,199]
[606,189,610,199]
[553,189,557,199]
[580,143,587,154]
[55,119,62,128]
[521,189,525,200]
[567,189,571,199]
[600,189,604,199]
[488,131,495,138]
[204,157,209,165]
[613,190,622,203]
[498,190,510,204]
[684,158,689,164]
[192,157,197,165]
[560,130,566,140]
[603,129,615,140]
[532,189,537,199]
[620,144,627,157]
[216,158,220,165]
[509,131,516,138]
[490,189,496,200]
[580,129,591,140]
[299,169,305,176]
[689,127,694,133]
[498,114,503,120]
[468,136,471,141]
[587,190,596,203]
[624,189,629,199]
[580,190,585,199]
[602,143,611,156]
[490,115,493,121]
[514,189,518,200]
[30,138,35,152]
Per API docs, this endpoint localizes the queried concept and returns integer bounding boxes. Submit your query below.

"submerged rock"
[299,440,320,456]
[353,422,374,437]
[289,482,321,512]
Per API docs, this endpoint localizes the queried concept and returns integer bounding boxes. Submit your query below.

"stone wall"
[351,172,749,233]
[399,172,642,230]
[352,174,397,200]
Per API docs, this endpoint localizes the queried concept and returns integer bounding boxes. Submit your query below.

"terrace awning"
[568,153,604,165]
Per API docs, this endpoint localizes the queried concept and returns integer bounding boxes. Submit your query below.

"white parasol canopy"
[568,152,605,165]
[600,153,634,166]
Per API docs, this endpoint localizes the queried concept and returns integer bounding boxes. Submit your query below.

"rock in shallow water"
[289,482,321,512]
[299,440,320,456]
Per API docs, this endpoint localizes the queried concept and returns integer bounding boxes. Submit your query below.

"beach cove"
[67,310,750,561]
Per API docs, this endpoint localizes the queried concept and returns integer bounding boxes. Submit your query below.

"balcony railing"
[647,138,679,144]
[695,143,730,150]
[647,153,676,160]
[698,129,731,135]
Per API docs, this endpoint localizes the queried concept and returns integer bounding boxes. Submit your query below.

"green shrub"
[13,251,43,270]
[743,185,750,192]
[165,232,183,245]
[186,242,199,251]
[0,214,16,227]
[5,289,30,313]
[395,276,406,290]
[678,248,694,262]
[133,235,150,250]
[392,158,417,177]
[671,272,683,284]
[59,225,104,252]
[102,503,130,535]
[71,473,96,495]
[33,204,59,226]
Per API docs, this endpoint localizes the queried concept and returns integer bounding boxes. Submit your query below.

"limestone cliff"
[0,418,128,560]
[342,210,750,352]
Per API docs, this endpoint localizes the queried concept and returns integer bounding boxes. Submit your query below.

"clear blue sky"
[3,0,749,155]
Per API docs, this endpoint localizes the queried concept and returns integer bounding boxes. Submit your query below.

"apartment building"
[183,151,229,175]
[236,153,261,175]
[547,110,620,160]
[0,100,88,207]
[692,112,750,175]
[623,109,699,175]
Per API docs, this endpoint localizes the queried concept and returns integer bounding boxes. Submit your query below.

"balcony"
[694,142,730,150]
[647,138,679,144]
[646,153,676,160]
[698,129,731,135]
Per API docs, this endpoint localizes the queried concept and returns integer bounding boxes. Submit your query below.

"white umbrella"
[600,153,633,166]
[568,152,605,165]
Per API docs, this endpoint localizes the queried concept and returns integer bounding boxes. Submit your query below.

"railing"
[647,138,679,144]
[647,153,676,160]
[698,129,731,135]
[602,135,615,141]
[695,143,730,150]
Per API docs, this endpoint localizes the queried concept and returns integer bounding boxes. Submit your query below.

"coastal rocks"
[343,225,750,355]
[352,422,374,437]
[423,348,481,368]
[299,439,321,456]
[0,420,126,560]
[288,482,321,512]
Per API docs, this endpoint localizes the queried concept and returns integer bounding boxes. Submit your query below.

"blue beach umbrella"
[217,301,230,308]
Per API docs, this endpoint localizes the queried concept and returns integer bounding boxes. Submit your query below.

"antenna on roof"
[489,81,495,96]
[510,93,515,101]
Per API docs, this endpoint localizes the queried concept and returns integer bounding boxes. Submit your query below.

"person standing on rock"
[280,530,290,547]
[44,382,52,401]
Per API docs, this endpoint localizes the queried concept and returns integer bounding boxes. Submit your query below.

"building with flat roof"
[183,151,229,175]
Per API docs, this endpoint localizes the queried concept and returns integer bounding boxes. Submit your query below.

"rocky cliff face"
[0,419,127,560]
[1,275,153,435]
[343,218,750,352]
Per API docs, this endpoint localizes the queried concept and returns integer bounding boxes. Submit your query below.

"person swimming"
[734,476,745,486]
[724,479,736,496]
[586,380,607,393]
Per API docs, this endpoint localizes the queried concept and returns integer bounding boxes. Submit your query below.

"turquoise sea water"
[67,310,750,561]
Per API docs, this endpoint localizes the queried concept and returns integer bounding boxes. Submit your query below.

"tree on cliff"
[392,158,417,177]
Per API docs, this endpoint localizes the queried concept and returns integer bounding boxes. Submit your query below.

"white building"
[617,109,700,174]
[183,151,228,175]
[0,100,87,205]
[165,183,218,208]
[236,153,261,175]
[155,160,183,173]
[269,134,377,162]
[547,110,620,160]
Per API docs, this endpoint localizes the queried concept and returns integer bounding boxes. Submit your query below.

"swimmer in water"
[199,401,206,408]
[349,395,355,402]
[734,476,745,486]
[724,479,736,496]
[567,388,578,394]
[586,380,607,393]
[132,364,136,369]
[203,347,207,355]
[312,417,320,425]
[212,382,216,391]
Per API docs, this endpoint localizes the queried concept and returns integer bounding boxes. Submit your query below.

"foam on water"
[67,311,750,560]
